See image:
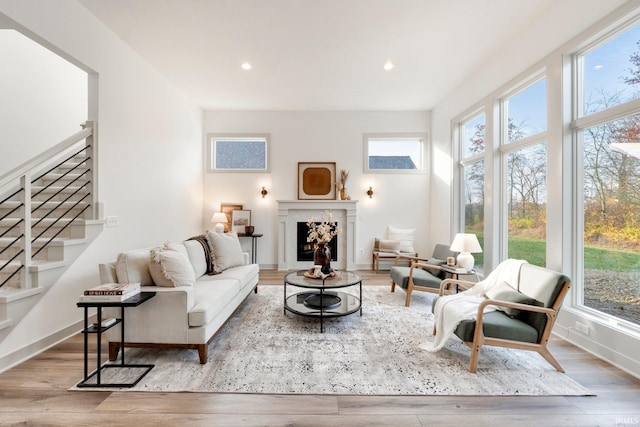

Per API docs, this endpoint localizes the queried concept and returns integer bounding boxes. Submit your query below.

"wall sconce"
[261,186,268,198]
[366,187,374,198]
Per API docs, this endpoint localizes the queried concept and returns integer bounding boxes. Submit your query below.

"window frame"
[206,133,271,173]
[571,21,640,333]
[363,133,427,174]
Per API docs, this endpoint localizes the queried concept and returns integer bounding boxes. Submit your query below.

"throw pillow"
[387,226,416,254]
[207,231,245,271]
[149,244,196,287]
[115,248,154,286]
[378,239,401,254]
[485,281,538,318]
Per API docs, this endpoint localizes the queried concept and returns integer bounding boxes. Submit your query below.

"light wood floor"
[1,270,639,426]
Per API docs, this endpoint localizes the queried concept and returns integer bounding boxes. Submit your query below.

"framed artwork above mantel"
[298,162,336,200]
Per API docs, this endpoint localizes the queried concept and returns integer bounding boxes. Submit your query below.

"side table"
[76,292,156,388]
[237,233,263,264]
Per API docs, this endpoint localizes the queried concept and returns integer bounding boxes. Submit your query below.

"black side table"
[76,292,156,388]
[237,233,263,264]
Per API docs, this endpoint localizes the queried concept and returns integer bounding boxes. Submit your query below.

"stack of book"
[78,282,141,302]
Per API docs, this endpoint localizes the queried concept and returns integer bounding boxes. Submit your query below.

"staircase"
[0,121,103,334]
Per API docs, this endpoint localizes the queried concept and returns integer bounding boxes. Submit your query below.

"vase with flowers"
[336,169,349,200]
[307,210,339,274]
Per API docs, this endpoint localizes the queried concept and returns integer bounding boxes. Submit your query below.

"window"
[504,79,547,142]
[207,134,270,172]
[500,77,547,267]
[505,143,547,266]
[459,113,486,270]
[364,133,426,173]
[575,22,640,327]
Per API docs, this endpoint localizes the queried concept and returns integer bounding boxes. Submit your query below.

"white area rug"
[74,285,592,395]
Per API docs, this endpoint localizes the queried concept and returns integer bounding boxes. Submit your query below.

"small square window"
[207,134,270,172]
[364,133,426,173]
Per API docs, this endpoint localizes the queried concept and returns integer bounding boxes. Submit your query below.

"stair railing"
[0,121,97,289]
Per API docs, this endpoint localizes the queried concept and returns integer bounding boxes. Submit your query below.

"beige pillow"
[387,226,416,253]
[149,244,196,287]
[378,239,401,254]
[116,248,153,286]
[207,231,244,271]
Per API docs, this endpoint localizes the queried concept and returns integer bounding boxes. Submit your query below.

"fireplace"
[277,200,358,271]
[296,222,338,262]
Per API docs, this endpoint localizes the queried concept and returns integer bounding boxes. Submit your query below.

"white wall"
[203,111,430,268]
[431,0,639,377]
[0,29,87,173]
[0,0,203,369]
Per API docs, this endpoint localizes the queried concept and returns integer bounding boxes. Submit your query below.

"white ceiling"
[78,0,614,111]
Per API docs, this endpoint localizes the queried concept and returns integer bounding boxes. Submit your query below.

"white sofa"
[98,234,259,364]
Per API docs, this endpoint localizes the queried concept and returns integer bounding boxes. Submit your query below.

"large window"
[576,23,640,326]
[207,134,270,172]
[459,113,485,269]
[501,77,548,267]
[364,133,426,173]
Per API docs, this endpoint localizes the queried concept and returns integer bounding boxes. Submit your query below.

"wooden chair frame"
[373,251,417,274]
[434,277,571,373]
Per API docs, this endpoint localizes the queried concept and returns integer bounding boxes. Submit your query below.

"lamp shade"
[450,233,482,253]
[450,233,482,270]
[211,212,228,233]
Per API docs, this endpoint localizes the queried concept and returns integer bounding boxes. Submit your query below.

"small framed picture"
[231,209,251,234]
[220,203,243,232]
[298,162,336,200]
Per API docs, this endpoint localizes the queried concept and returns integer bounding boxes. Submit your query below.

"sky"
[462,20,640,155]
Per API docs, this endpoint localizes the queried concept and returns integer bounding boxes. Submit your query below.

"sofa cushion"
[183,239,207,277]
[387,226,416,254]
[201,263,259,290]
[485,281,539,318]
[116,248,154,286]
[390,266,441,290]
[378,239,400,254]
[149,244,196,287]
[207,231,245,271]
[188,280,240,327]
[454,311,539,343]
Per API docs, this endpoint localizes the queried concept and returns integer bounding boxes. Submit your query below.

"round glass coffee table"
[283,270,362,332]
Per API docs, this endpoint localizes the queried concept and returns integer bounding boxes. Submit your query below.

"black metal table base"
[76,363,154,388]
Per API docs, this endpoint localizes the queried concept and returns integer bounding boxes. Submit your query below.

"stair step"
[37,172,90,186]
[0,286,43,303]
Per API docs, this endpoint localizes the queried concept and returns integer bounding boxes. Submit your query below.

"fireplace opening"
[296,222,338,262]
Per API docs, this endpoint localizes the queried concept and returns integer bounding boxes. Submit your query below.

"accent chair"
[389,243,458,306]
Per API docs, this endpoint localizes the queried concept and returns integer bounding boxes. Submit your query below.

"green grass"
[477,234,640,271]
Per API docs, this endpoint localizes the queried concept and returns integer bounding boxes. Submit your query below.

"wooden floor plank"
[0,269,639,425]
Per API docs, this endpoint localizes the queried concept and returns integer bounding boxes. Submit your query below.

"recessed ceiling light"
[241,62,252,70]
[384,60,394,71]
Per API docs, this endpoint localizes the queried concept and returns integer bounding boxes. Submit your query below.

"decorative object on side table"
[337,168,349,200]
[231,209,251,234]
[211,212,228,233]
[220,203,243,232]
[244,225,254,235]
[306,210,339,274]
[449,233,482,270]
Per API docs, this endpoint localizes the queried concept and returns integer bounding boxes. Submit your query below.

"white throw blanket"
[421,259,527,352]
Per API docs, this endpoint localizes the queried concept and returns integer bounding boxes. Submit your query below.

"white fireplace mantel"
[277,200,358,271]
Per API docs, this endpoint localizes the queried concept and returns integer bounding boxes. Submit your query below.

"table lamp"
[211,212,228,233]
[450,233,482,270]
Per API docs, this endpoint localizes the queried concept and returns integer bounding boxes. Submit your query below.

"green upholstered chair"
[389,243,458,306]
[432,262,570,373]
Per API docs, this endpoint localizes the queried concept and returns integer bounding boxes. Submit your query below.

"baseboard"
[0,319,85,374]
[553,324,640,380]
